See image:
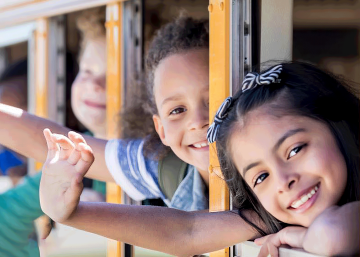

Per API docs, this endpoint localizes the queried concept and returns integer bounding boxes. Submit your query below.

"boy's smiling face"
[153,49,210,177]
[0,77,27,110]
[71,38,107,138]
[230,107,347,227]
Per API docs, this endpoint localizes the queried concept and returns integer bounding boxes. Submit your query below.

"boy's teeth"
[193,142,209,148]
[290,185,319,209]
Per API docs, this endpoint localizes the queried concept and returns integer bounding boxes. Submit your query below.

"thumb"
[67,173,84,201]
[41,219,53,240]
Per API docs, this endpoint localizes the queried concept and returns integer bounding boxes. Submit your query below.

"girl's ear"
[153,114,169,146]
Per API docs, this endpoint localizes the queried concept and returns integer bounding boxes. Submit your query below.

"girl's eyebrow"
[242,161,262,177]
[272,128,306,152]
[242,128,306,177]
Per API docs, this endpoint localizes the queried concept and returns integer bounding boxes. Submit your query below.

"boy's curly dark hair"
[121,15,209,160]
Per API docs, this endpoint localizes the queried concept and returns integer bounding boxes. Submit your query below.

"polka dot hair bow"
[207,96,233,144]
[242,64,283,92]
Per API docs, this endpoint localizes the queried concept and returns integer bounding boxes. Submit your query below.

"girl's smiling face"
[230,107,347,227]
[152,49,210,177]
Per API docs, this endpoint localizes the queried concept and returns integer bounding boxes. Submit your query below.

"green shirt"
[0,172,43,257]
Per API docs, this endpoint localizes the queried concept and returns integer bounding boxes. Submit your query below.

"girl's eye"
[170,107,187,115]
[287,144,306,159]
[254,173,268,187]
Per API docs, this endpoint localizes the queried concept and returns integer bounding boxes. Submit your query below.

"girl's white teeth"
[290,185,319,209]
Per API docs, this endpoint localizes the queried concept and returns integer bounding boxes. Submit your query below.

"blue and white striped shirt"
[105,139,208,211]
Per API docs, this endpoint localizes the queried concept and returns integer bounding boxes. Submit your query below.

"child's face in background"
[230,107,347,227]
[153,49,210,174]
[0,77,27,111]
[72,37,107,138]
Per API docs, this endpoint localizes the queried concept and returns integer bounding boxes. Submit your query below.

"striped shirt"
[105,139,208,211]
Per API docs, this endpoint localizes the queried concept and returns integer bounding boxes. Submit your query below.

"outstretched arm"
[63,202,257,256]
[0,103,113,182]
[40,129,258,256]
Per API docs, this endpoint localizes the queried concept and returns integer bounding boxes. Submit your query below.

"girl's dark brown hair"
[121,15,209,159]
[216,61,360,236]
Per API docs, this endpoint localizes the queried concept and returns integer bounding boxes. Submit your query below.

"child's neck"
[93,131,107,140]
[196,167,209,186]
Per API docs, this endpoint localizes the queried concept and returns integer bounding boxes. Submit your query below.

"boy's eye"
[77,72,90,81]
[254,173,268,187]
[170,107,187,115]
[287,144,306,159]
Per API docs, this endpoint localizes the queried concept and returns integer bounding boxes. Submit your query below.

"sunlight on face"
[230,107,347,227]
[153,49,210,175]
[71,37,107,138]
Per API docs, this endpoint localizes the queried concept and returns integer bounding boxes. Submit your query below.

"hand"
[254,226,307,257]
[40,129,94,223]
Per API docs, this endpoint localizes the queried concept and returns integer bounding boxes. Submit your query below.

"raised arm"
[0,103,113,182]
[40,129,258,256]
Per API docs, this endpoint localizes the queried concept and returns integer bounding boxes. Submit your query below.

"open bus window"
[0,42,28,187]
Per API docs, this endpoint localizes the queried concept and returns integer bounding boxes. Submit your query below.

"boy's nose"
[188,109,209,130]
[88,76,106,92]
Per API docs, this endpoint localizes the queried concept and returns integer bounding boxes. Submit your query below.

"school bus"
[0,0,359,256]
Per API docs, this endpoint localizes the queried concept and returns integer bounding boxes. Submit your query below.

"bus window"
[0,46,28,186]
[293,0,360,85]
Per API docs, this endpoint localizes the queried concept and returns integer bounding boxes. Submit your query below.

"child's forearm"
[303,201,360,256]
[0,104,114,182]
[0,104,53,163]
[62,202,257,256]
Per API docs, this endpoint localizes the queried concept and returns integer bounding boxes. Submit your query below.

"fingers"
[258,243,279,257]
[255,235,269,246]
[68,131,87,145]
[44,130,93,181]
[67,147,81,165]
[259,244,279,257]
[256,235,281,257]
[268,244,279,257]
[257,243,270,257]
[51,134,75,160]
[67,131,86,165]
[43,129,59,160]
[75,143,94,176]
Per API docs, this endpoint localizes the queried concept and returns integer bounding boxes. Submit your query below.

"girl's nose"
[275,168,299,193]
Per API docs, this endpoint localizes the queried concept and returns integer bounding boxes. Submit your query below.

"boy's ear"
[153,114,169,146]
